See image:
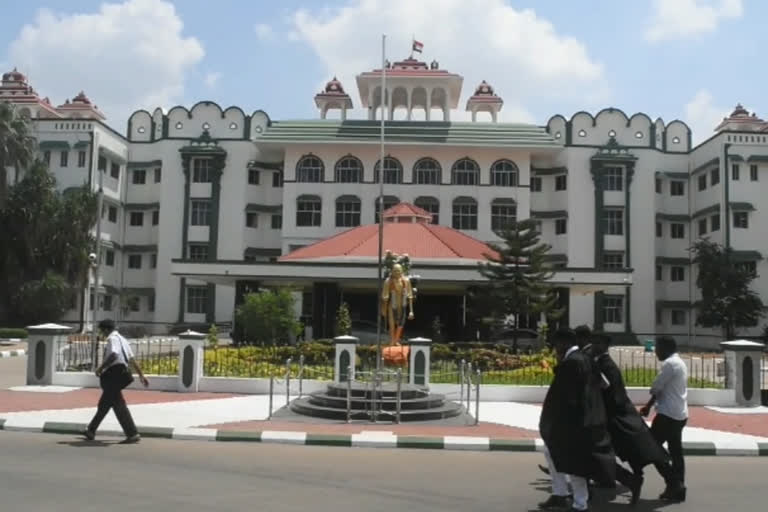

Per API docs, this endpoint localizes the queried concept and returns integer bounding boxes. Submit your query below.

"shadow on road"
[526,479,677,512]
[57,439,115,448]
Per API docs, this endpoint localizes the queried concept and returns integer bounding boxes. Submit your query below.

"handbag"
[116,341,135,389]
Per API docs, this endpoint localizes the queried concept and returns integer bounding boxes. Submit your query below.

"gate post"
[178,330,205,392]
[25,323,73,386]
[721,340,765,407]
[405,337,432,388]
[334,335,358,383]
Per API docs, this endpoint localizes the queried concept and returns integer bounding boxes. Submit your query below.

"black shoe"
[538,495,570,509]
[659,485,686,502]
[82,429,95,441]
[121,434,141,444]
[539,464,551,476]
[629,476,644,505]
[567,508,589,512]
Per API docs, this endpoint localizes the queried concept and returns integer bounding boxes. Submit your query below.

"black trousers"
[651,413,687,486]
[87,365,138,437]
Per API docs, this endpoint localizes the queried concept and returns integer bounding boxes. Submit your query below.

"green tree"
[235,289,303,344]
[0,103,37,208]
[0,161,98,326]
[335,302,352,336]
[691,239,764,339]
[476,219,562,351]
[206,323,219,349]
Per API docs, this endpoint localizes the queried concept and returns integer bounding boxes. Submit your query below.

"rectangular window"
[108,206,118,223]
[530,177,542,192]
[335,201,361,227]
[670,223,685,239]
[655,178,662,194]
[150,253,157,269]
[655,222,662,238]
[272,172,283,188]
[77,150,87,168]
[154,168,162,183]
[102,295,113,312]
[148,295,155,312]
[128,254,142,269]
[750,164,758,181]
[296,199,321,227]
[554,174,567,191]
[130,297,140,312]
[732,164,740,181]
[132,169,146,185]
[60,151,68,167]
[602,295,624,324]
[670,181,685,196]
[555,218,567,235]
[711,214,721,231]
[43,151,51,166]
[248,169,260,185]
[190,200,211,226]
[655,265,663,281]
[710,168,720,186]
[186,286,208,314]
[110,162,120,179]
[604,166,623,191]
[452,201,478,230]
[188,244,209,261]
[698,174,707,191]
[698,218,707,236]
[193,159,212,183]
[734,211,749,229]
[602,252,624,269]
[490,204,517,232]
[671,266,685,281]
[129,211,144,226]
[105,250,115,267]
[603,209,624,235]
[271,214,282,230]
[736,261,757,275]
[656,308,663,325]
[97,156,106,171]
[671,310,686,326]
[246,212,259,228]
[152,210,159,226]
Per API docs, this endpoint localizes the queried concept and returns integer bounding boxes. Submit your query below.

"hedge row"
[0,328,28,339]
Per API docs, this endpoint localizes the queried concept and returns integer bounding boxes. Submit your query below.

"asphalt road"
[0,431,766,512]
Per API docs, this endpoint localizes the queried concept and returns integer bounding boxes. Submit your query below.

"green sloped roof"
[256,120,561,148]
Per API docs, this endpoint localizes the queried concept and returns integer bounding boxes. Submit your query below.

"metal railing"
[458,360,481,425]
[55,336,179,373]
[266,357,294,420]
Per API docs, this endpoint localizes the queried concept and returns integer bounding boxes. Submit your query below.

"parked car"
[489,328,542,352]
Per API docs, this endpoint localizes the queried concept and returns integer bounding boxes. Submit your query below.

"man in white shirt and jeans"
[640,336,688,502]
[83,319,149,443]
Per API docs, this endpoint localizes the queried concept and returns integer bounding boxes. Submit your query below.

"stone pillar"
[178,329,206,393]
[405,337,432,387]
[721,340,765,407]
[334,335,358,383]
[25,323,73,386]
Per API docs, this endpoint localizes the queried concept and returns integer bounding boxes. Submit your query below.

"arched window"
[413,158,441,185]
[373,157,403,184]
[414,196,440,224]
[334,156,363,183]
[374,195,400,223]
[335,195,361,227]
[451,158,479,185]
[296,155,324,183]
[452,197,477,230]
[490,159,519,187]
[491,198,517,233]
[296,194,322,227]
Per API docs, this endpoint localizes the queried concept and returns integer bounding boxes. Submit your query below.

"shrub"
[0,327,28,339]
[335,302,351,336]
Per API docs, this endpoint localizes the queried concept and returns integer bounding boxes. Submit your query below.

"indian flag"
[412,40,424,53]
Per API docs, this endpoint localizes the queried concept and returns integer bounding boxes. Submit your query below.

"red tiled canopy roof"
[280,203,497,263]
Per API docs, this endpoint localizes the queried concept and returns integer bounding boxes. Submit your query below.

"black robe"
[539,349,616,484]
[595,353,670,468]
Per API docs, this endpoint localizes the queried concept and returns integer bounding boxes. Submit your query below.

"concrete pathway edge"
[1,419,767,455]
[0,349,25,358]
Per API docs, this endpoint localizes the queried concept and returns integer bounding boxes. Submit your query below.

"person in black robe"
[591,334,671,505]
[539,328,615,512]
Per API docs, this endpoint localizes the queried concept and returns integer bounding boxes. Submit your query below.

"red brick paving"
[0,389,239,413]
[686,407,768,438]
[202,419,539,438]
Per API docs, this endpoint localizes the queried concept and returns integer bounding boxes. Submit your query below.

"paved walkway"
[1,386,767,454]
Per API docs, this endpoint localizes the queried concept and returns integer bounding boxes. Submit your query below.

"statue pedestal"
[334,335,358,383]
[405,337,432,387]
[721,340,765,407]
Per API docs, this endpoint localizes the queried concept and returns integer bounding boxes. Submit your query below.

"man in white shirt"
[640,336,688,502]
[83,319,149,443]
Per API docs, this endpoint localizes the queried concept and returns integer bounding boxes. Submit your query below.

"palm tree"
[0,102,37,208]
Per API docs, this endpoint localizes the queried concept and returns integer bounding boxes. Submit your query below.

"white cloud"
[645,0,743,43]
[204,71,221,88]
[7,0,204,129]
[684,89,730,143]
[290,0,607,123]
[254,23,274,41]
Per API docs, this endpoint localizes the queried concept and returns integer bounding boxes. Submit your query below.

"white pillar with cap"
[178,329,206,392]
[721,339,765,407]
[25,323,73,386]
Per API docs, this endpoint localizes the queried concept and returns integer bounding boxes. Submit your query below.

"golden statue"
[381,262,415,366]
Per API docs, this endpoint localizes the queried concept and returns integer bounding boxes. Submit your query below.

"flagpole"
[375,34,386,373]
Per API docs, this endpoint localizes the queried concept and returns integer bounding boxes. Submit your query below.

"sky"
[0,0,761,143]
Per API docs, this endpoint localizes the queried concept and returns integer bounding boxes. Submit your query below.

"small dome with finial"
[730,103,750,117]
[473,80,496,97]
[2,67,27,83]
[323,76,346,95]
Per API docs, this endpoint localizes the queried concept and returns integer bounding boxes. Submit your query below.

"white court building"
[2,58,766,347]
